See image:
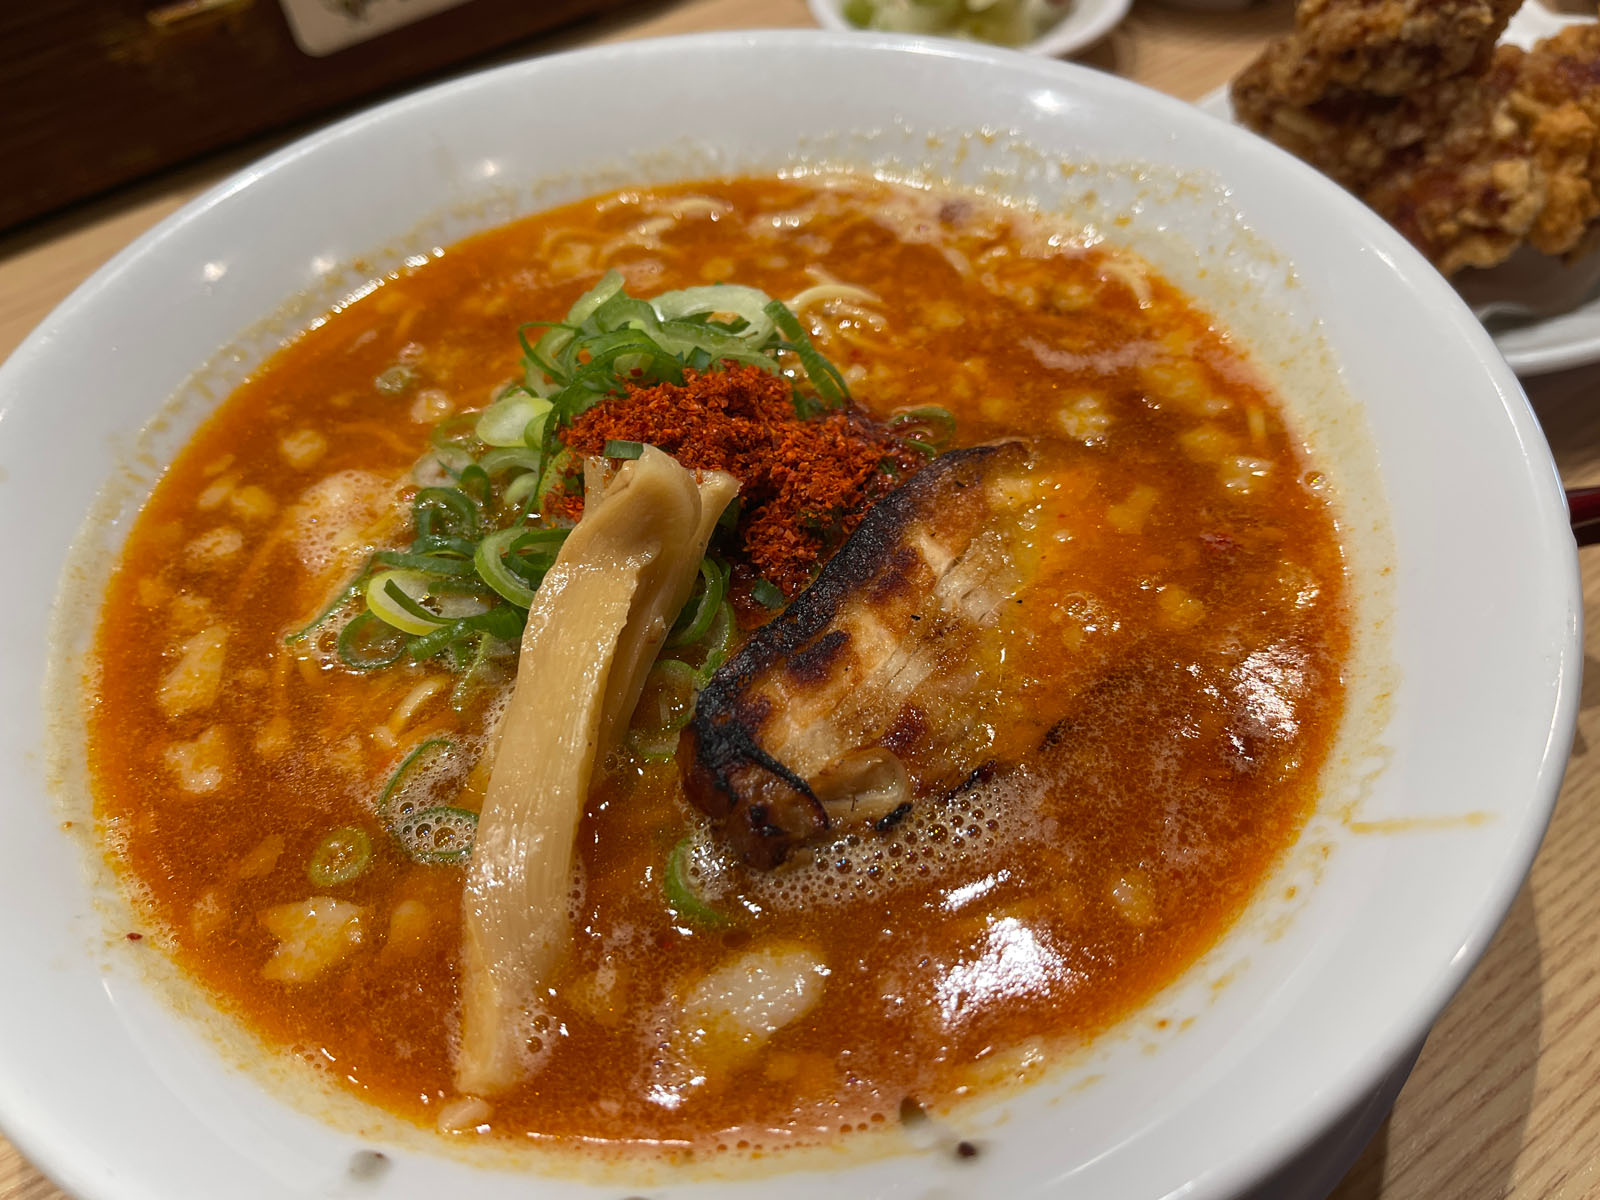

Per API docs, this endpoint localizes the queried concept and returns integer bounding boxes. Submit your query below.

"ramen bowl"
[0,30,1579,1200]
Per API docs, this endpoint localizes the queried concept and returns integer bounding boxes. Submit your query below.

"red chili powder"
[560,366,921,593]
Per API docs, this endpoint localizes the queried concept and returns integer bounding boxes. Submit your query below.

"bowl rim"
[0,27,1582,1200]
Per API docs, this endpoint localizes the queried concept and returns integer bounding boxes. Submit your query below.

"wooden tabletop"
[3,1,1597,1197]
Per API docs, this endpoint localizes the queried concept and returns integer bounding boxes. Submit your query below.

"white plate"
[0,29,1580,1200]
[1195,7,1600,377]
[806,0,1131,57]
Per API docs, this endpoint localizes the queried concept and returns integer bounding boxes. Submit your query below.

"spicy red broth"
[90,174,1348,1152]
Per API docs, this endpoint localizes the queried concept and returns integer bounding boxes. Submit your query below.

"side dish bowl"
[0,30,1579,1200]
[805,0,1133,57]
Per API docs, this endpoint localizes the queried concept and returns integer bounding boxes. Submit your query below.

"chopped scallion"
[413,486,480,540]
[666,558,726,648]
[477,447,543,478]
[602,439,645,460]
[335,610,408,670]
[751,578,787,609]
[696,599,738,680]
[764,299,850,409]
[377,737,460,827]
[367,571,450,635]
[889,405,957,454]
[307,827,372,887]
[396,805,478,865]
[375,364,416,395]
[371,550,475,577]
[475,388,552,448]
[632,659,700,735]
[663,837,730,928]
[284,560,372,644]
[474,528,539,609]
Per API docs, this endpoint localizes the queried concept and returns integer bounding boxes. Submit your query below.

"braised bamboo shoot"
[456,447,736,1095]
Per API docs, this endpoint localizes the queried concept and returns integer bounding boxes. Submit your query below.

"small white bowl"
[0,29,1579,1200]
[805,0,1132,57]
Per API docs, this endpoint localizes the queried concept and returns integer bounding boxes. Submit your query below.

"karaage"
[1233,5,1600,276]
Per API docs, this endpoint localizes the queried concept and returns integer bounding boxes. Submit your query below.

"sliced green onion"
[522,322,578,396]
[367,570,450,635]
[396,805,478,865]
[628,726,684,760]
[751,578,787,609]
[524,410,552,447]
[698,599,738,679]
[335,276,862,695]
[890,404,956,456]
[503,471,543,510]
[307,827,372,887]
[284,561,371,644]
[336,611,409,670]
[410,532,479,560]
[403,617,473,663]
[413,486,480,540]
[470,604,527,640]
[667,558,726,648]
[458,464,492,509]
[449,633,494,713]
[534,447,579,511]
[405,602,524,669]
[632,659,700,735]
[425,578,495,600]
[654,323,783,374]
[592,292,664,334]
[477,447,544,478]
[652,284,777,343]
[764,299,850,409]
[550,329,685,417]
[377,738,459,826]
[602,439,645,460]
[428,412,480,470]
[473,528,538,608]
[889,404,956,447]
[475,389,553,448]
[375,364,415,395]
[444,637,473,673]
[509,526,570,553]
[372,549,475,577]
[663,838,730,928]
[567,269,628,326]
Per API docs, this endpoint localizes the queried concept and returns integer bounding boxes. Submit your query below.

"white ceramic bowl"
[0,30,1579,1200]
[805,0,1132,57]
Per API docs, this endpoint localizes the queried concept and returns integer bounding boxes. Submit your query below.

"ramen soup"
[89,174,1349,1155]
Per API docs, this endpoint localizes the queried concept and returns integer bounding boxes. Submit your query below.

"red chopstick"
[1569,487,1600,546]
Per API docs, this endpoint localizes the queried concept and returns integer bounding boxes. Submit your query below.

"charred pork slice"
[681,441,1045,868]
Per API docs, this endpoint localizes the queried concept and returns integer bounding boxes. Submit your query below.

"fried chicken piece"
[1233,57,1501,193]
[1507,23,1600,253]
[1356,51,1544,273]
[1233,10,1600,276]
[1248,0,1522,106]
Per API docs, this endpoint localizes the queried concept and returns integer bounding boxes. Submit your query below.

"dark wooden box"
[1,0,635,231]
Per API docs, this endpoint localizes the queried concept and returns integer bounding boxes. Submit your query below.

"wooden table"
[3,1,1597,1197]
